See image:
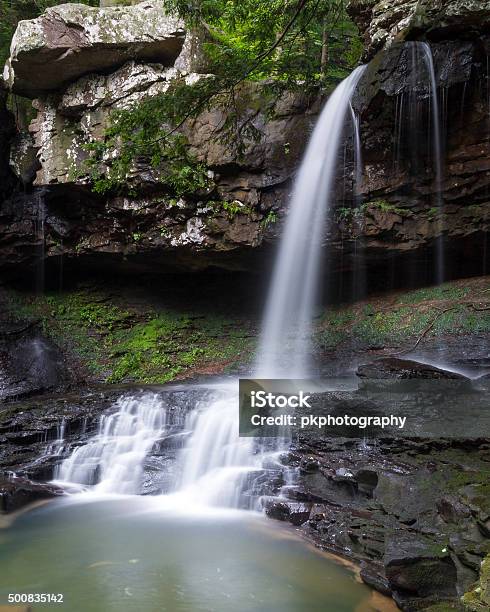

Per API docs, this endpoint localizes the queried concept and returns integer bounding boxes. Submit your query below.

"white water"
[55,67,367,509]
[256,66,367,378]
[176,389,258,507]
[349,103,366,300]
[419,42,445,284]
[55,394,172,494]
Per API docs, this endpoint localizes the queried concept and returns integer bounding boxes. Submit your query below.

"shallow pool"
[0,496,391,612]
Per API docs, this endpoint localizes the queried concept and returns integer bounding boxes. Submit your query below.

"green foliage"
[220,200,252,218]
[261,210,278,228]
[317,281,490,350]
[80,0,362,195]
[0,0,98,66]
[167,0,361,86]
[366,199,408,215]
[397,283,471,304]
[84,102,212,195]
[5,288,254,384]
[336,200,408,226]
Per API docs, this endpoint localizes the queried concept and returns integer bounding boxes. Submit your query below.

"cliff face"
[0,0,488,278]
[333,0,490,275]
[348,0,490,60]
[342,37,490,261]
[0,1,318,275]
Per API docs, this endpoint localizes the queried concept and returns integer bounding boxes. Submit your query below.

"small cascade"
[349,103,366,300]
[34,189,47,294]
[45,418,66,457]
[256,65,367,378]
[175,388,258,507]
[392,43,445,283]
[55,394,180,494]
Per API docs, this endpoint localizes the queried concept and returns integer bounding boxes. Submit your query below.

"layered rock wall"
[0,0,488,278]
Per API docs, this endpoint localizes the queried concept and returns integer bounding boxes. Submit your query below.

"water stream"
[1,67,385,611]
[256,66,367,378]
[419,42,445,284]
[52,66,368,510]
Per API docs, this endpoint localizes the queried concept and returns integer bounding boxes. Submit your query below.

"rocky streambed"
[1,346,488,612]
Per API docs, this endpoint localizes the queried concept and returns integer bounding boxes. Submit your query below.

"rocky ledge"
[263,358,490,612]
[0,1,487,277]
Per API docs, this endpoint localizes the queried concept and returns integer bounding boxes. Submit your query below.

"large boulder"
[1,76,315,274]
[0,476,64,513]
[3,1,186,98]
[384,532,458,598]
[356,357,469,381]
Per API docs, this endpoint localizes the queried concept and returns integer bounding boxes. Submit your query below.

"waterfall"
[34,188,47,294]
[393,43,445,283]
[175,389,258,508]
[419,42,445,284]
[55,394,179,494]
[349,103,366,300]
[255,66,367,378]
[54,66,367,509]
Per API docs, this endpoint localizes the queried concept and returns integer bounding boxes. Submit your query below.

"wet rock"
[437,496,472,523]
[0,79,16,202]
[0,476,64,513]
[348,0,490,60]
[357,357,468,379]
[0,322,68,401]
[264,499,311,526]
[384,533,458,598]
[462,553,490,612]
[354,468,379,495]
[356,358,470,392]
[4,1,186,97]
[473,373,490,391]
[299,457,320,473]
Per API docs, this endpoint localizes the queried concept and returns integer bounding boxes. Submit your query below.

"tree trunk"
[321,18,329,76]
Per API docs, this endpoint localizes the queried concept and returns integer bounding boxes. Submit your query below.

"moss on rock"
[462,554,490,611]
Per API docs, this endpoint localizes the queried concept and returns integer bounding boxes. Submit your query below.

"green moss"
[260,210,278,228]
[335,200,409,227]
[5,289,254,384]
[365,199,408,215]
[316,279,490,349]
[397,283,471,304]
[462,554,490,611]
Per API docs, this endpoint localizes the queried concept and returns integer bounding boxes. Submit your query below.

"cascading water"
[55,66,367,509]
[349,103,366,300]
[393,43,445,283]
[55,394,179,494]
[419,42,445,284]
[176,390,256,507]
[256,66,367,378]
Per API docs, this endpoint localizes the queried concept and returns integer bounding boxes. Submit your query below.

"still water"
[0,497,392,612]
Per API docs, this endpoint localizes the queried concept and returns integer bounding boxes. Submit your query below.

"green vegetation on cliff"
[5,288,254,384]
[462,554,490,611]
[319,278,490,350]
[3,277,488,385]
[82,0,362,195]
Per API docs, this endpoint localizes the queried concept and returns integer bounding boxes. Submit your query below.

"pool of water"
[0,496,392,612]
